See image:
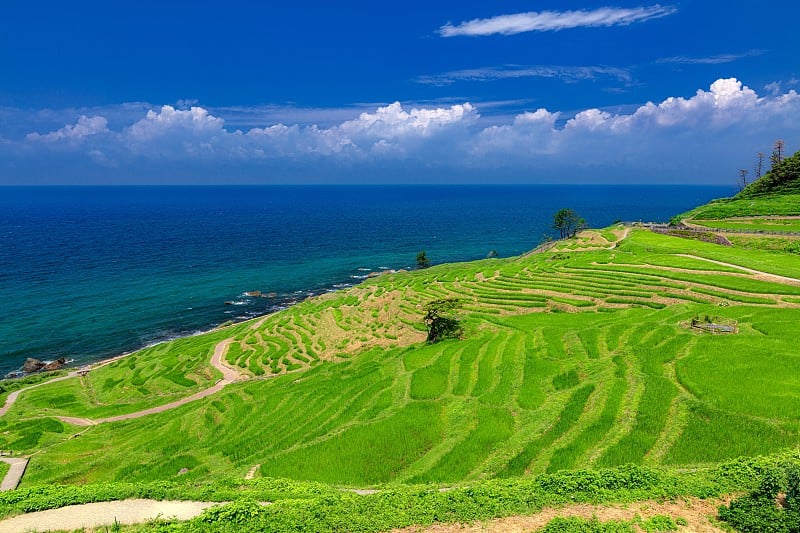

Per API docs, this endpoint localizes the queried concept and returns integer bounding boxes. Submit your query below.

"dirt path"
[674,254,800,286]
[0,499,218,532]
[394,497,728,532]
[245,464,261,480]
[0,340,241,491]
[56,339,238,427]
[2,339,240,426]
[610,226,630,248]
[0,372,79,418]
[0,458,28,491]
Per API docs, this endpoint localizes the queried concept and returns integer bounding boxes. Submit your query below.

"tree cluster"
[552,208,586,239]
[737,143,800,198]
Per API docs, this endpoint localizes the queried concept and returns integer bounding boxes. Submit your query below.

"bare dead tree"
[737,169,749,191]
[754,152,764,179]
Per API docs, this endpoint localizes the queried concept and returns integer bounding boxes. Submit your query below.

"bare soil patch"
[393,497,730,532]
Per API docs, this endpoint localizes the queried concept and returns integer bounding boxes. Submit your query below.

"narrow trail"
[0,339,240,490]
[674,254,800,286]
[0,499,218,533]
[610,226,630,248]
[0,372,78,417]
[0,339,240,425]
[245,464,261,480]
[0,458,28,491]
[56,339,239,427]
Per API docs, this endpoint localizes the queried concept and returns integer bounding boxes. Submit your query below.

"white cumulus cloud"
[468,78,800,180]
[246,102,479,160]
[11,78,800,184]
[26,115,109,142]
[439,5,676,37]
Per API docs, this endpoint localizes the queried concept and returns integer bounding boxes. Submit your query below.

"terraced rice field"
[4,227,800,487]
[691,217,800,233]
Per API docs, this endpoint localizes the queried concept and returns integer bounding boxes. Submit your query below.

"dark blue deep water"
[0,185,733,374]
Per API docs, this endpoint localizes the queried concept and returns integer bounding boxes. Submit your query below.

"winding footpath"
[0,338,239,425]
[55,339,239,427]
[0,339,240,492]
[0,372,78,418]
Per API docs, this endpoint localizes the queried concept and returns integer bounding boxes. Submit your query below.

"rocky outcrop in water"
[43,358,67,371]
[22,358,43,373]
[21,357,67,373]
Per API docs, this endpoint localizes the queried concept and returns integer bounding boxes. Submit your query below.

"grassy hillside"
[2,220,800,531]
[2,227,799,492]
[674,149,800,223]
[738,148,800,198]
[677,194,800,222]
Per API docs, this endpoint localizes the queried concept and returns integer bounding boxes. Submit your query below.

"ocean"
[0,185,733,374]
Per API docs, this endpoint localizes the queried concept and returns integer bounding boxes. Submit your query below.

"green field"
[692,218,800,233]
[674,194,800,221]
[1,228,798,491]
[1,219,799,531]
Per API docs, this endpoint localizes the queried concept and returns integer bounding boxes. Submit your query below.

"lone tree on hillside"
[423,298,462,343]
[552,208,586,239]
[416,250,430,269]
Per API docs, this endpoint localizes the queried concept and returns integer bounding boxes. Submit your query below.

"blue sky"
[1,0,799,184]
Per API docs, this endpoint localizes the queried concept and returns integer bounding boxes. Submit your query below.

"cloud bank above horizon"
[4,78,799,184]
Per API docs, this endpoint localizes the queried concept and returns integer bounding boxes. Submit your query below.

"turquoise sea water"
[0,185,732,374]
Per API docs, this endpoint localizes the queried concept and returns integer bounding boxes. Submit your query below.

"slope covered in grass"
[738,149,800,198]
[674,149,800,224]
[674,194,800,222]
[2,228,799,490]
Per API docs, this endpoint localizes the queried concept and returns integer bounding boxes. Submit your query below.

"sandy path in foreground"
[0,499,218,532]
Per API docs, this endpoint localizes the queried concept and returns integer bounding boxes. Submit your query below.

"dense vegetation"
[0,453,798,531]
[738,148,800,198]
[674,148,800,224]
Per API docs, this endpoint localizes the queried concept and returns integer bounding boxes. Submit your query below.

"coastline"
[2,185,734,377]
[8,310,268,381]
[3,272,381,380]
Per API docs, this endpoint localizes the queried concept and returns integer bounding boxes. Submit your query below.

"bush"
[719,466,800,532]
